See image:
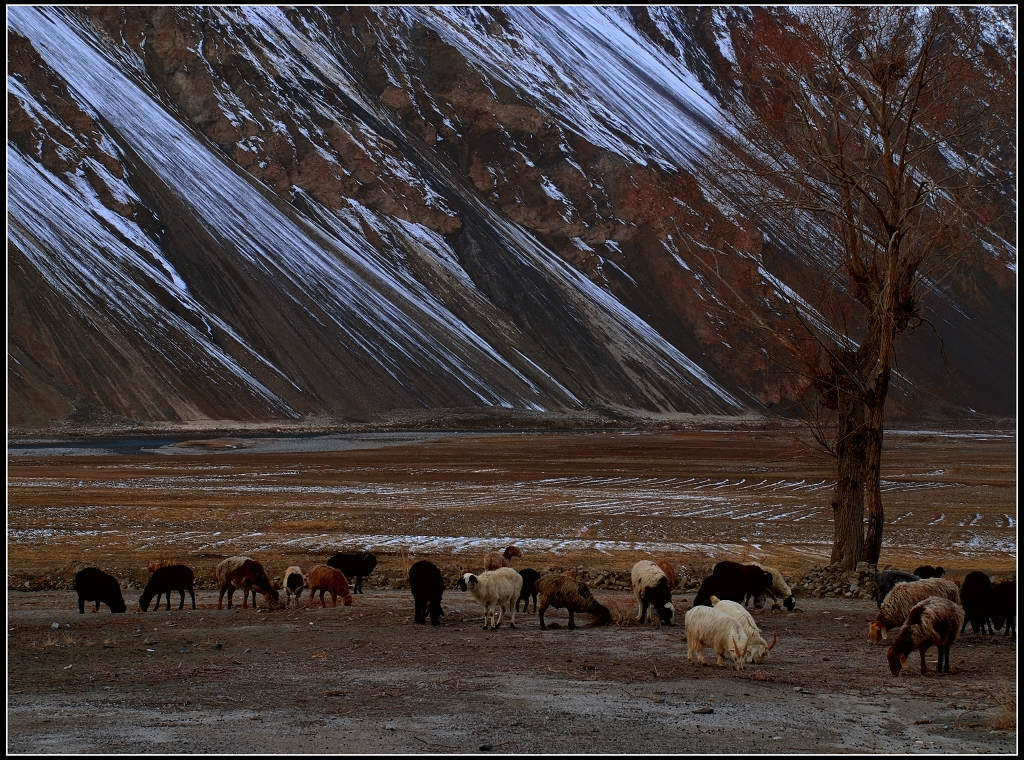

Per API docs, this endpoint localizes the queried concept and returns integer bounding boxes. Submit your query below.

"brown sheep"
[887,596,965,676]
[308,564,354,608]
[536,573,611,630]
[484,545,522,571]
[216,556,279,610]
[870,577,959,643]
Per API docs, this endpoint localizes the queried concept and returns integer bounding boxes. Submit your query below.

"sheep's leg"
[225,587,235,609]
[178,589,185,610]
[493,604,504,630]
[538,600,549,630]
[218,586,226,610]
[78,595,85,614]
[331,591,338,607]
[508,599,516,629]
[918,646,929,674]
[320,590,327,608]
[567,610,576,630]
[94,601,101,612]
[165,592,172,611]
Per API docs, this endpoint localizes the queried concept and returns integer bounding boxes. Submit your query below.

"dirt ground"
[6,425,1018,753]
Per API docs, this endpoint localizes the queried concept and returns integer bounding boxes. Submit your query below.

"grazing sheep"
[326,551,377,594]
[516,568,541,614]
[870,577,960,643]
[458,568,523,630]
[216,556,280,610]
[484,545,523,571]
[751,563,796,611]
[959,570,994,634]
[535,573,611,631]
[886,596,965,676]
[710,596,777,664]
[692,562,772,607]
[631,560,675,625]
[308,564,354,608]
[913,564,945,579]
[281,565,307,608]
[656,560,678,590]
[684,605,749,671]
[873,569,920,608]
[988,580,1016,636]
[408,560,444,626]
[74,567,126,614]
[139,564,196,611]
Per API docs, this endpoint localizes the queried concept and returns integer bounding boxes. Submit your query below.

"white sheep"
[631,560,675,625]
[458,568,523,630]
[752,562,796,611]
[710,595,777,663]
[684,605,749,671]
[281,565,307,608]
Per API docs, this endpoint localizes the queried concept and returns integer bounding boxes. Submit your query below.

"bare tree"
[695,7,1015,568]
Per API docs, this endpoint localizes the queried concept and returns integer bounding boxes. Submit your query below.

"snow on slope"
[8,5,744,418]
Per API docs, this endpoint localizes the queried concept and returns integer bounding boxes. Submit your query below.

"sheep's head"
[783,595,796,611]
[657,602,675,626]
[504,545,523,559]
[458,573,477,592]
[868,621,885,644]
[886,646,907,676]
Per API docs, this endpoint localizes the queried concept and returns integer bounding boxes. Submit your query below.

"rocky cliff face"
[7,7,1016,429]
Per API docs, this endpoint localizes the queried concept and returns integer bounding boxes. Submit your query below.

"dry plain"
[6,425,1018,753]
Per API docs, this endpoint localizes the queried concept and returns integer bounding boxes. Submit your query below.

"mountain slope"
[6,6,1016,429]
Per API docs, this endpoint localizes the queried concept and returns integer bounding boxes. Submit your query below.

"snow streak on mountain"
[6,6,1016,428]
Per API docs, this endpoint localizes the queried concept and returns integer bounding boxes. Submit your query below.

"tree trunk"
[830,375,866,569]
[860,365,892,565]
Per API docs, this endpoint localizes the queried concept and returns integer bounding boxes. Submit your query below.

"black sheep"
[516,568,541,613]
[326,551,377,594]
[74,567,126,614]
[692,561,772,608]
[408,560,444,626]
[913,564,946,579]
[959,570,994,634]
[139,564,196,611]
[988,579,1016,636]
[874,570,921,608]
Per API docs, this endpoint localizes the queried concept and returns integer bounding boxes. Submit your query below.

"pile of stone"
[793,562,878,599]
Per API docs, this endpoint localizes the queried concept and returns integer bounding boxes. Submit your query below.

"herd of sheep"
[71,548,1014,677]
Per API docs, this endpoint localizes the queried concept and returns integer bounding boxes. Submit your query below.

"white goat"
[684,605,749,671]
[631,560,675,625]
[459,568,523,630]
[710,595,777,663]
